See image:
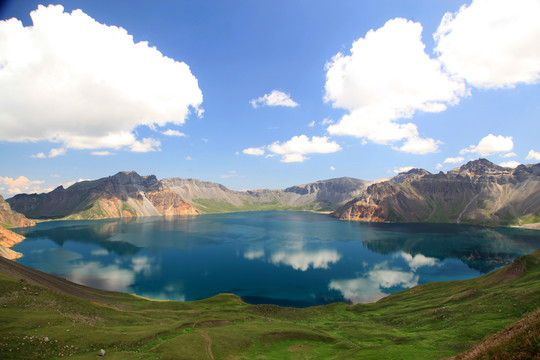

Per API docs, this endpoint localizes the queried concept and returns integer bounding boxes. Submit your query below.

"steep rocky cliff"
[0,226,24,260]
[332,159,540,226]
[7,172,200,220]
[0,195,35,228]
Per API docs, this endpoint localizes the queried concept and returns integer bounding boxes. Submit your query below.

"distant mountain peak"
[392,168,431,183]
[451,158,509,177]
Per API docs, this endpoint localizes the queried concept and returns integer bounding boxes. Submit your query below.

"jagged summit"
[392,168,431,183]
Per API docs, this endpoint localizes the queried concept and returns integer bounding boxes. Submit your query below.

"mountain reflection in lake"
[13,212,540,307]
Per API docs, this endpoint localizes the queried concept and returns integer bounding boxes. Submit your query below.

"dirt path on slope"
[199,329,214,360]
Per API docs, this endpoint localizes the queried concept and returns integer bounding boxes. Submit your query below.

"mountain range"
[2,159,540,229]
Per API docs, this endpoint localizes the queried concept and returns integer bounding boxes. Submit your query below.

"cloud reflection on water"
[329,251,440,304]
[270,249,341,271]
[65,255,158,292]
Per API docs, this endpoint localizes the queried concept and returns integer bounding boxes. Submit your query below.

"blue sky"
[1,0,539,197]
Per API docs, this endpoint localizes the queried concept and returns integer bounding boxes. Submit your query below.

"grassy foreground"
[1,251,540,359]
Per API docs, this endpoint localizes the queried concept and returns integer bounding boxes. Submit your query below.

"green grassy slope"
[1,251,539,359]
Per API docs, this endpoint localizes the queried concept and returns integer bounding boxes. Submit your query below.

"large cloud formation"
[325,0,540,154]
[0,5,202,154]
[325,18,466,154]
[435,0,540,88]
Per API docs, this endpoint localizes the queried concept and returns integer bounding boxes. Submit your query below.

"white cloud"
[31,147,67,158]
[162,129,186,137]
[502,152,517,158]
[396,136,440,155]
[330,166,335,171]
[308,121,315,127]
[220,170,237,179]
[0,175,45,195]
[250,90,299,108]
[435,163,443,169]
[320,118,334,125]
[130,138,161,152]
[91,151,113,156]
[48,147,66,158]
[526,150,540,161]
[435,0,540,89]
[243,147,265,156]
[267,135,342,163]
[0,5,202,154]
[325,18,465,154]
[444,156,465,164]
[31,152,46,159]
[185,156,193,161]
[499,161,521,168]
[460,134,513,156]
[393,166,414,174]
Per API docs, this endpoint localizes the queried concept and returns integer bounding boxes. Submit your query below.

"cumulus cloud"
[460,134,513,156]
[243,135,341,163]
[267,135,342,163]
[0,175,45,195]
[499,161,521,168]
[435,0,540,88]
[250,90,299,108]
[242,147,265,156]
[162,129,186,137]
[502,152,517,158]
[330,166,336,171]
[325,18,466,154]
[0,5,202,154]
[130,138,161,152]
[526,150,540,161]
[444,156,465,164]
[31,147,66,158]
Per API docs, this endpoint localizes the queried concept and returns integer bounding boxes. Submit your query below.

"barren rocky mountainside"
[0,196,34,259]
[6,173,369,220]
[5,159,540,228]
[162,176,370,212]
[332,159,540,227]
[0,195,34,228]
[7,171,200,220]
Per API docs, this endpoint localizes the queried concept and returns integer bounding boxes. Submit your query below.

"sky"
[1,0,540,197]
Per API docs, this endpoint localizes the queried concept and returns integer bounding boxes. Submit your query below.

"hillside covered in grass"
[1,248,539,359]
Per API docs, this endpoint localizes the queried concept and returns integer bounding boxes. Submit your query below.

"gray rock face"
[332,159,540,226]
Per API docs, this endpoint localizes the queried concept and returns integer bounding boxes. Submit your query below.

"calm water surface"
[12,211,540,307]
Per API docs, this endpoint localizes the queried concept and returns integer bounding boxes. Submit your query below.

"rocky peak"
[452,159,509,177]
[110,171,158,187]
[392,168,431,183]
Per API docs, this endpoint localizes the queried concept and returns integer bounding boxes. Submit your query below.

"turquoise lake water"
[12,211,540,307]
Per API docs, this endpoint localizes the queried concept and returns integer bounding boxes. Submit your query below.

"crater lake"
[12,211,540,307]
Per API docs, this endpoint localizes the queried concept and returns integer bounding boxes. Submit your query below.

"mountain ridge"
[332,159,540,227]
[4,159,540,228]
